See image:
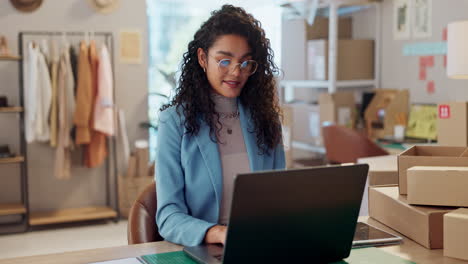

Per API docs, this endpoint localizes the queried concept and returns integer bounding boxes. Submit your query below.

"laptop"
[184,164,370,264]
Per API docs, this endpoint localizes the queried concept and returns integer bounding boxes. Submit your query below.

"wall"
[377,0,468,103]
[0,1,148,213]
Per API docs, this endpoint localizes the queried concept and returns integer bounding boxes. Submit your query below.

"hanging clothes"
[54,43,76,179]
[73,41,93,145]
[24,42,52,143]
[85,40,108,168]
[69,45,78,95]
[49,39,59,147]
[93,44,115,136]
[24,42,39,143]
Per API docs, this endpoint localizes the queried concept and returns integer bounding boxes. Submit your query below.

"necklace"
[217,111,239,135]
[218,111,240,119]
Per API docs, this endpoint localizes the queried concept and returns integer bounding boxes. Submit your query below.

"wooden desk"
[1,217,467,264]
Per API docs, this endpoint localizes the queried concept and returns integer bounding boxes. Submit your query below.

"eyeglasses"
[210,56,258,76]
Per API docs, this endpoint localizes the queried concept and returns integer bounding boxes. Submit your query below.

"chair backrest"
[127,181,164,244]
[322,125,388,164]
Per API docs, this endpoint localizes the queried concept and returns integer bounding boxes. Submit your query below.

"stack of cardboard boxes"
[282,16,373,157]
[368,145,468,261]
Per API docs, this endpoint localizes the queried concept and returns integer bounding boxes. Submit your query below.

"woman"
[156,4,285,247]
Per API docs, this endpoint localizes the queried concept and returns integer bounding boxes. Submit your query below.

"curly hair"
[161,4,282,154]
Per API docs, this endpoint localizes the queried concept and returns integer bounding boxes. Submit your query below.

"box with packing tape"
[369,186,455,249]
[437,102,468,146]
[307,39,374,81]
[407,166,468,207]
[398,146,468,195]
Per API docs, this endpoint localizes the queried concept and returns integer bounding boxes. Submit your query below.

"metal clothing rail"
[18,30,119,228]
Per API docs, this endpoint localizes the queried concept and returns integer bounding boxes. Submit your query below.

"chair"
[322,125,389,164]
[127,181,164,244]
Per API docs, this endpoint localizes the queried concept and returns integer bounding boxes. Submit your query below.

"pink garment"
[93,45,114,136]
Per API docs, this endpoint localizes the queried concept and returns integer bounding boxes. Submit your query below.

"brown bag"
[118,153,155,218]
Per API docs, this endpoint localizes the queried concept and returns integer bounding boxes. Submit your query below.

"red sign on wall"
[439,105,451,119]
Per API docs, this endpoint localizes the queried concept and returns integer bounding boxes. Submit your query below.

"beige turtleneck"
[211,92,251,225]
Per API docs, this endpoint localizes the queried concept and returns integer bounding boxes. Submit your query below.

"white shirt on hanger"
[24,41,52,143]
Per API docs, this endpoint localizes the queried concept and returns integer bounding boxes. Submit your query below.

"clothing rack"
[18,31,119,228]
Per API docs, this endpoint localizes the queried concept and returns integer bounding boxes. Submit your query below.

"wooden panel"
[0,55,21,61]
[0,156,25,164]
[29,207,117,226]
[0,222,28,235]
[0,107,23,113]
[0,204,26,216]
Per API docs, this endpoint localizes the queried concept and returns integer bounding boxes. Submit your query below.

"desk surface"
[1,217,466,264]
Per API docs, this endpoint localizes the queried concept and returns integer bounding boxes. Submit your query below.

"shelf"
[292,141,326,154]
[0,55,21,61]
[0,156,25,164]
[280,79,376,89]
[0,106,23,113]
[29,206,118,226]
[0,203,27,216]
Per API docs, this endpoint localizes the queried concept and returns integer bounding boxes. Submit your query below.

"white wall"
[0,1,148,212]
[377,0,468,103]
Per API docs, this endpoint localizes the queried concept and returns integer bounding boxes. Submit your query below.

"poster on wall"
[412,0,432,38]
[119,29,143,64]
[393,0,411,40]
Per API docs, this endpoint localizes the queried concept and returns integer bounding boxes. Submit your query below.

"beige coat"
[54,46,75,179]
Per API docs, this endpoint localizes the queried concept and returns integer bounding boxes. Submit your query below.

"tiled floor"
[0,220,128,260]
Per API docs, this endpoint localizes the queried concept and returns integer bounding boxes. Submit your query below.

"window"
[147,0,282,159]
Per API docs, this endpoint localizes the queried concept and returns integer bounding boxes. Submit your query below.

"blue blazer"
[155,101,285,246]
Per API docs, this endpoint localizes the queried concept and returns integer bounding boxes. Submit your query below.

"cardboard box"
[398,146,468,195]
[281,17,352,82]
[306,16,352,40]
[369,186,454,249]
[307,39,374,81]
[285,92,356,149]
[364,89,410,139]
[286,103,322,146]
[319,91,356,128]
[408,166,468,207]
[444,208,468,260]
[281,105,294,168]
[358,155,398,186]
[437,102,468,146]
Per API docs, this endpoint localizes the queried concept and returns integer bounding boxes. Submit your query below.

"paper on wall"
[403,42,446,56]
[412,0,432,39]
[393,0,411,40]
